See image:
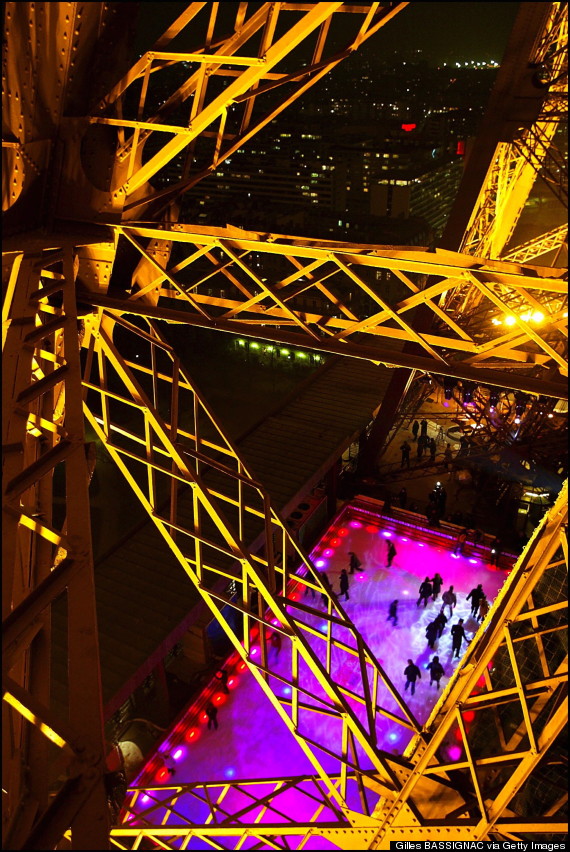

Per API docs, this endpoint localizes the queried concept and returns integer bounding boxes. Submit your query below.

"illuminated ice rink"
[123,505,509,845]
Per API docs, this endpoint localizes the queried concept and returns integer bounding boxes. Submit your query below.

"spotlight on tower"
[443,377,457,400]
[462,381,476,404]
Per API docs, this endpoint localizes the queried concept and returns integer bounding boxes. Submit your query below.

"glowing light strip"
[3,692,67,748]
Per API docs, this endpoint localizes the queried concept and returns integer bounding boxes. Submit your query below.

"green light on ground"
[297,352,307,359]
[280,349,290,356]
[251,342,260,349]
[237,339,246,346]
[265,346,274,352]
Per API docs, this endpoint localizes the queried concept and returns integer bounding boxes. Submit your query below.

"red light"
[463,710,475,723]
[338,528,348,537]
[330,538,340,547]
[487,660,494,670]
[228,678,236,687]
[401,123,416,132]
[454,728,463,742]
[456,140,465,156]
[365,525,377,533]
[157,768,169,782]
[200,713,208,723]
[238,661,247,671]
[214,693,226,705]
[185,728,199,742]
[290,592,299,601]
[477,676,486,687]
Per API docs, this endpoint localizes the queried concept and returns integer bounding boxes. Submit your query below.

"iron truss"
[2,2,568,849]
[84,222,569,397]
[443,1,568,319]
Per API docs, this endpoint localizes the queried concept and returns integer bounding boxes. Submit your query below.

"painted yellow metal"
[2,1,568,848]
[86,223,568,395]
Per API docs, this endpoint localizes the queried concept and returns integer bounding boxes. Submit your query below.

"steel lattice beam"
[2,2,568,849]
[83,222,568,396]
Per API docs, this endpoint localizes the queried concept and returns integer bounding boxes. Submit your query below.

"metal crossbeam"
[85,223,568,396]
[81,310,426,818]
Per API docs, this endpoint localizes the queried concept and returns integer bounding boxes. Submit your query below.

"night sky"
[134,2,521,67]
[377,2,520,64]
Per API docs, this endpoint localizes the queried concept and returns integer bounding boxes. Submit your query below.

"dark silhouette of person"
[304,566,317,599]
[215,669,229,694]
[420,419,428,437]
[477,595,489,622]
[206,702,219,730]
[425,620,439,649]
[466,584,484,617]
[454,528,468,555]
[417,436,425,460]
[270,631,282,660]
[429,438,437,462]
[411,420,420,441]
[348,551,361,575]
[458,434,470,456]
[387,599,398,626]
[339,568,349,601]
[250,588,259,614]
[442,585,457,618]
[427,655,445,689]
[431,572,443,601]
[399,487,407,509]
[436,485,447,514]
[320,572,332,607]
[417,577,433,608]
[404,659,421,695]
[451,619,466,659]
[400,440,411,469]
[489,537,502,566]
[434,609,448,638]
[444,444,453,470]
[386,540,397,568]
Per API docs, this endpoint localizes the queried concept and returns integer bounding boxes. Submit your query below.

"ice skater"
[451,618,466,659]
[434,608,448,638]
[404,659,422,696]
[426,655,445,689]
[339,568,350,601]
[442,585,457,618]
[466,583,484,617]
[348,551,361,575]
[431,572,443,601]
[454,528,468,555]
[387,599,398,626]
[205,701,219,731]
[477,594,489,622]
[304,566,317,599]
[386,540,397,568]
[417,577,433,608]
[270,631,282,660]
[425,620,439,649]
[320,572,332,607]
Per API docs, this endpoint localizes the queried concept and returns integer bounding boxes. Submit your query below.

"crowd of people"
[395,573,492,694]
